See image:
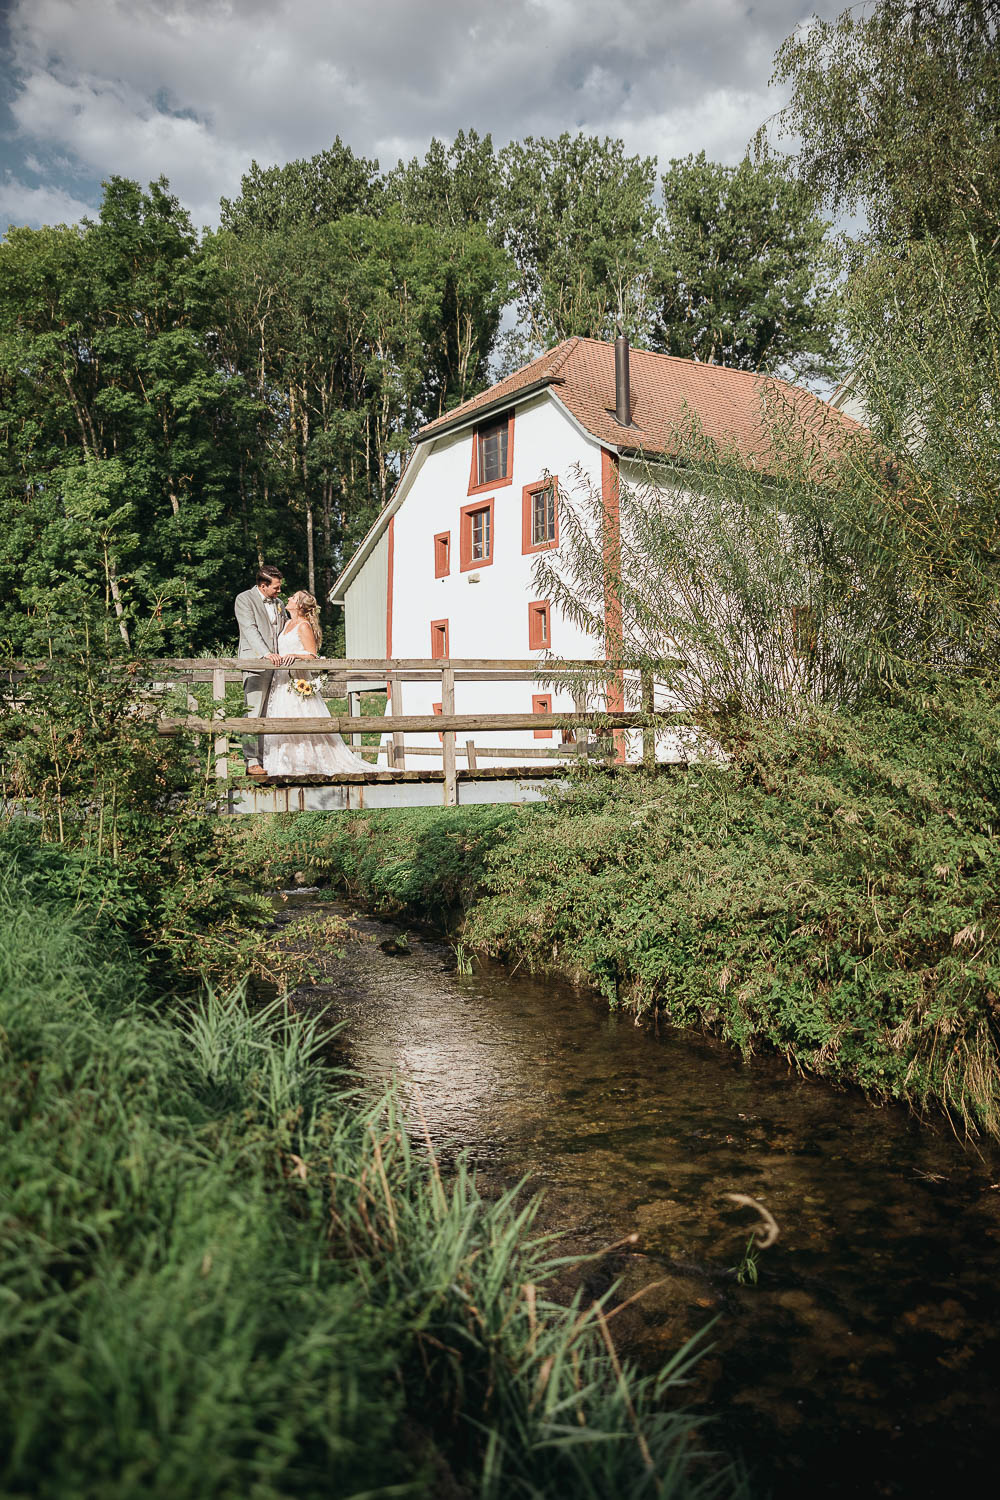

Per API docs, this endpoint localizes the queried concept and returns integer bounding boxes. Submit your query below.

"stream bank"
[271,892,1000,1500]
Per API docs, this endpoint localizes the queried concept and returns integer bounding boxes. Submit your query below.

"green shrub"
[230,804,520,925]
[468,690,1000,1136]
[240,685,1000,1138]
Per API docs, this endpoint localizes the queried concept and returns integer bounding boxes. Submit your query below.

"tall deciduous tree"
[0,178,253,654]
[210,211,512,599]
[385,129,499,231]
[219,139,382,233]
[770,0,1000,256]
[652,152,839,377]
[498,133,659,359]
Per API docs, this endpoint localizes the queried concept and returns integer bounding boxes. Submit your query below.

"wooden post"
[212,668,228,782]
[573,691,588,757]
[465,739,477,772]
[641,669,655,770]
[441,663,457,806]
[347,689,362,748]
[387,674,405,768]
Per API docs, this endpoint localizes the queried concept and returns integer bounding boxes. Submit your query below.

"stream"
[274,895,1000,1499]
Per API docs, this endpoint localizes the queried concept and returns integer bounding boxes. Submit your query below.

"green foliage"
[248,687,1000,1140]
[498,132,660,356]
[219,137,382,233]
[210,208,513,592]
[386,128,500,231]
[0,653,303,989]
[466,692,1000,1137]
[0,840,742,1500]
[771,0,1000,258]
[0,179,257,655]
[228,804,520,925]
[653,152,839,377]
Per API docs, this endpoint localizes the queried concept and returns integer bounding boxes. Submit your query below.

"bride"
[263,590,371,776]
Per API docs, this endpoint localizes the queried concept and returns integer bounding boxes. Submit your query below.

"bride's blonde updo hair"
[289,590,323,649]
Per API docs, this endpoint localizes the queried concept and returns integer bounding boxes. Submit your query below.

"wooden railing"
[151,657,674,806]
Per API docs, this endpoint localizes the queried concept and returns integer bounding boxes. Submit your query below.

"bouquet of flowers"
[291,676,315,698]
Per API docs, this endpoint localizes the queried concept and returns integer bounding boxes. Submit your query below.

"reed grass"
[0,841,743,1499]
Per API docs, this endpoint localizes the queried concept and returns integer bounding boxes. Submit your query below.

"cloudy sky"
[0,0,844,236]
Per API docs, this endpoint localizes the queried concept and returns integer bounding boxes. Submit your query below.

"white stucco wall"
[349,392,612,768]
[344,528,388,681]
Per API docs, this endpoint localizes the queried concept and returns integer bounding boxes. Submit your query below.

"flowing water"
[276,896,1000,1499]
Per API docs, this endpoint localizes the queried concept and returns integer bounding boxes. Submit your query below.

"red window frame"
[468,411,515,495]
[528,600,551,651]
[532,692,553,740]
[433,700,443,743]
[521,476,559,554]
[460,497,495,571]
[430,618,449,659]
[434,531,450,578]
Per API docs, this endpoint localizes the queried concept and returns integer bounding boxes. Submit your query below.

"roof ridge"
[568,335,812,396]
[545,336,579,378]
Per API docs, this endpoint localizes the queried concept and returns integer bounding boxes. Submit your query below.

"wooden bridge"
[153,657,677,812]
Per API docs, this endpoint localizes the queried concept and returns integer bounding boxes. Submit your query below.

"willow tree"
[536,241,1000,725]
[771,0,1000,258]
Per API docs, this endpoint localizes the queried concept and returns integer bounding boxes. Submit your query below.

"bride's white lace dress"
[263,623,371,776]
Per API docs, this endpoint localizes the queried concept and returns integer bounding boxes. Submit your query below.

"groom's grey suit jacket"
[235,587,288,764]
[235,586,286,672]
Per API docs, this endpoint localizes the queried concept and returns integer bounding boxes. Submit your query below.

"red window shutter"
[434,532,450,578]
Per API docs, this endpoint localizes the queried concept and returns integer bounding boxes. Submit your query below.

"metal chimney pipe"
[614,334,631,426]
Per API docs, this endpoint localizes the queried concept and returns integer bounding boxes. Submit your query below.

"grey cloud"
[2,0,838,232]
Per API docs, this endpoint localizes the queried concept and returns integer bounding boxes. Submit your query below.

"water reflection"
[285,899,1000,1500]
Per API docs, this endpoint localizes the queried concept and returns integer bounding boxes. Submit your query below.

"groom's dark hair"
[256,565,283,586]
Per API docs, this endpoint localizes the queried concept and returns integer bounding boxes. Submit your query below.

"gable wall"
[347,393,611,765]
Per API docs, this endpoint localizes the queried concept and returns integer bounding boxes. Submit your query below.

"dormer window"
[469,411,514,494]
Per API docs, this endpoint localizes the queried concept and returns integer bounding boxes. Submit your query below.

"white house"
[330,335,854,768]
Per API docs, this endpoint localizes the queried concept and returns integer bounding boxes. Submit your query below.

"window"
[532,693,553,740]
[521,477,559,554]
[528,600,551,651]
[460,498,495,570]
[433,700,443,743]
[469,411,514,494]
[434,531,450,578]
[430,618,449,659]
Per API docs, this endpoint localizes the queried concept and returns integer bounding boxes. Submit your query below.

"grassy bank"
[236,689,1000,1138]
[0,828,739,1499]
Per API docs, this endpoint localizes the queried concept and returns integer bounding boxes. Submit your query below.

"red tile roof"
[419,336,860,460]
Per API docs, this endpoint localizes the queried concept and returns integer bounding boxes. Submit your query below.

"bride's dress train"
[263,625,371,776]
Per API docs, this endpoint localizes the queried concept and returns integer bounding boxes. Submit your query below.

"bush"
[239,684,1000,1138]
[467,688,1000,1136]
[229,804,520,925]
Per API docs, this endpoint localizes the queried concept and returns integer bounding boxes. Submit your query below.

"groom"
[234,565,288,779]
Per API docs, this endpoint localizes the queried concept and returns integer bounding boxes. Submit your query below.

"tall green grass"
[0,839,741,1498]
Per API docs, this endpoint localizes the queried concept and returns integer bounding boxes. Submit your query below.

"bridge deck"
[229,764,570,813]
